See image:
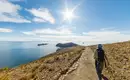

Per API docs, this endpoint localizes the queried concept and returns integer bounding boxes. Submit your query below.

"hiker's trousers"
[95,61,104,80]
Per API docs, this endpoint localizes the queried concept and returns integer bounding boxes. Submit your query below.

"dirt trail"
[59,47,98,80]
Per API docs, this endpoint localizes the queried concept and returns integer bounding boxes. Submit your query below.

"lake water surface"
[0,41,58,68]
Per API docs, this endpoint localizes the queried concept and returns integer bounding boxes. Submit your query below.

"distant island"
[37,43,48,46]
[56,42,78,51]
[56,42,78,48]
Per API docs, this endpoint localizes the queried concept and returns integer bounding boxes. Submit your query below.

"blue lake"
[0,41,58,68]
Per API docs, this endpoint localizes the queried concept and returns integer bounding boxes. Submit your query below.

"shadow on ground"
[102,74,108,80]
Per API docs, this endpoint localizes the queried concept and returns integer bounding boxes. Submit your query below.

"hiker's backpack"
[97,49,104,62]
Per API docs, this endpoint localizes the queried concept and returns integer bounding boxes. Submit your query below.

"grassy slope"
[90,41,130,80]
[0,46,85,80]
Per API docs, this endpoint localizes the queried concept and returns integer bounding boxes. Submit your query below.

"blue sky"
[0,0,130,43]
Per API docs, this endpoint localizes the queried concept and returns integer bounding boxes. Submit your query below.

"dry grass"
[0,46,85,80]
[90,41,130,80]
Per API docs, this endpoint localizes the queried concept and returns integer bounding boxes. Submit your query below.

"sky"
[0,0,130,44]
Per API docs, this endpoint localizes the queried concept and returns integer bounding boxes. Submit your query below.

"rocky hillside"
[90,41,130,80]
[0,46,85,80]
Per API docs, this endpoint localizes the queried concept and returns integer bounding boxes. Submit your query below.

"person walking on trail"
[94,44,109,80]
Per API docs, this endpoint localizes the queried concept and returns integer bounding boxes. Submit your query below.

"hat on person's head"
[98,44,102,49]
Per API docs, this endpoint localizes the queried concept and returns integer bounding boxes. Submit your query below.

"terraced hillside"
[90,41,130,80]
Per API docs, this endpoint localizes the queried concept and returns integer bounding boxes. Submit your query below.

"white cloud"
[38,31,130,45]
[83,31,120,37]
[100,27,115,31]
[22,32,35,35]
[7,0,25,2]
[0,36,42,41]
[23,27,72,35]
[22,27,130,45]
[0,0,30,23]
[33,17,46,22]
[82,30,130,42]
[0,28,12,32]
[26,8,55,24]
